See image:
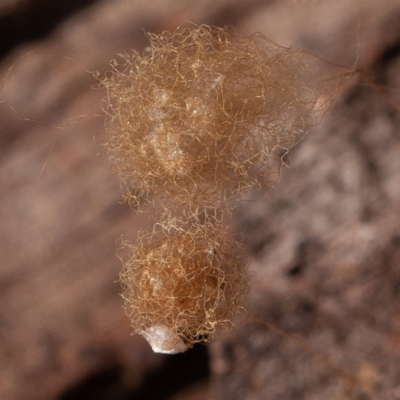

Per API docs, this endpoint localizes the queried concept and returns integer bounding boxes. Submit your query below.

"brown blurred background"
[1,0,400,399]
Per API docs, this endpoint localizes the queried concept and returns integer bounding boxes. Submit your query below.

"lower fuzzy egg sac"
[119,224,248,352]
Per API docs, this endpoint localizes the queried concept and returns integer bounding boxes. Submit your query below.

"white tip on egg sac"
[141,326,188,354]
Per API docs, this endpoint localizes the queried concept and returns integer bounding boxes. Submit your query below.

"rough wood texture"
[1,0,400,399]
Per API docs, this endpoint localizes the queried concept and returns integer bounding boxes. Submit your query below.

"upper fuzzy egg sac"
[102,24,348,211]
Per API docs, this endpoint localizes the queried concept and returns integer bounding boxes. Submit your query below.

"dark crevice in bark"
[0,0,100,59]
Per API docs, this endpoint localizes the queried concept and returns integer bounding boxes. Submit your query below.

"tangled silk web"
[119,222,247,353]
[102,24,348,214]
[101,24,351,352]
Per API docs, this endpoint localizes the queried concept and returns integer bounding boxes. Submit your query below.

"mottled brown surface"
[1,0,400,399]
